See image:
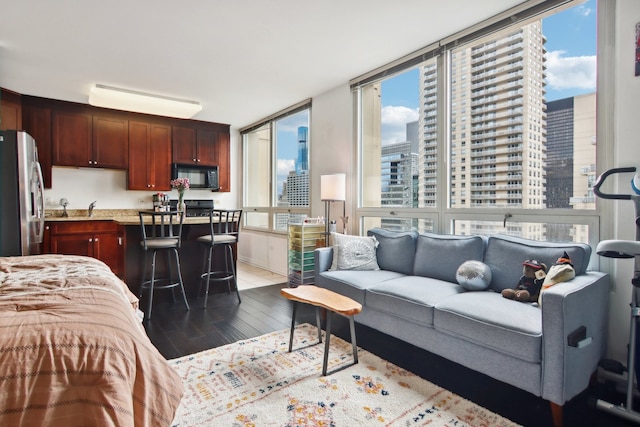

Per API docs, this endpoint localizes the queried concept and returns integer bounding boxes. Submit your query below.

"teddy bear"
[501,259,547,303]
[537,252,575,306]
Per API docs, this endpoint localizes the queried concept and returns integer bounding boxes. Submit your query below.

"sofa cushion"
[483,234,592,292]
[413,233,485,283]
[367,228,418,275]
[316,270,404,305]
[367,276,464,327]
[434,292,542,363]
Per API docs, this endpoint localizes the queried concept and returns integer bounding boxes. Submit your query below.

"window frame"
[241,100,312,233]
[352,0,611,256]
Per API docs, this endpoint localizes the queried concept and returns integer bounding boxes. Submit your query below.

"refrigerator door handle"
[34,161,45,244]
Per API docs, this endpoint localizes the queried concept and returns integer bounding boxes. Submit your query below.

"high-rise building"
[296,126,309,175]
[420,21,547,214]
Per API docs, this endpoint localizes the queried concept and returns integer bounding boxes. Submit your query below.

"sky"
[381,0,598,145]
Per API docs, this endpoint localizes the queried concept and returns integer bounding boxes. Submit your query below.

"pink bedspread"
[0,255,183,426]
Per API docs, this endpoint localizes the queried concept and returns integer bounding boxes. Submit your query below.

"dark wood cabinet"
[172,126,217,165]
[172,123,231,191]
[92,115,129,169]
[8,91,231,192]
[52,109,128,169]
[128,121,171,191]
[22,100,53,188]
[44,221,125,278]
[52,109,92,167]
[0,89,22,131]
[215,131,230,191]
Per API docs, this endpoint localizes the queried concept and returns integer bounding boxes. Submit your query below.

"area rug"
[169,323,520,426]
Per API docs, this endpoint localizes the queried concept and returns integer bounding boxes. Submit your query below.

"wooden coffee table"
[280,285,362,375]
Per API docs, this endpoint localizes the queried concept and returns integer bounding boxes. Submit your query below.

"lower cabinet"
[44,221,125,278]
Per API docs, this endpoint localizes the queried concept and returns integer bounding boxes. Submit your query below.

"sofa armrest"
[314,247,333,275]
[540,271,610,404]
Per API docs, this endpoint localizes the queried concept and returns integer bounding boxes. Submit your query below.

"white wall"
[605,0,640,363]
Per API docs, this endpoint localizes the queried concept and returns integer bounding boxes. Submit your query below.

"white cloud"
[381,105,419,145]
[545,50,596,91]
[576,5,592,17]
[278,158,295,176]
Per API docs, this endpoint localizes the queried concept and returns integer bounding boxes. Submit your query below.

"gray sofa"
[314,228,610,414]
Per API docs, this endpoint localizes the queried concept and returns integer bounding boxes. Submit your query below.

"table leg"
[322,312,332,376]
[315,307,322,344]
[288,301,298,353]
[349,315,358,365]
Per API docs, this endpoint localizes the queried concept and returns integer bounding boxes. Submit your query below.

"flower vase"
[178,193,186,218]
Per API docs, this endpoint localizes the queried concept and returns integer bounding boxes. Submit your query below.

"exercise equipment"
[594,166,640,424]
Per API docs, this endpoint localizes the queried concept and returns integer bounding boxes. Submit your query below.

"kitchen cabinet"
[44,221,125,278]
[52,109,128,169]
[0,89,22,131]
[172,125,216,165]
[22,99,53,188]
[128,120,171,191]
[172,123,230,191]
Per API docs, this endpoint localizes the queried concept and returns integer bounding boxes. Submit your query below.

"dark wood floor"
[144,284,635,427]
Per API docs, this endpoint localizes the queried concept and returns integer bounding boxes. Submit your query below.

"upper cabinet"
[172,122,230,191]
[172,125,217,165]
[52,106,128,169]
[13,93,231,192]
[128,120,171,191]
[0,89,22,131]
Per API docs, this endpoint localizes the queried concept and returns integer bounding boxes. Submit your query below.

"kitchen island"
[44,209,236,303]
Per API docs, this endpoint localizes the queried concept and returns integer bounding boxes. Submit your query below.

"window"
[354,0,601,245]
[242,102,311,232]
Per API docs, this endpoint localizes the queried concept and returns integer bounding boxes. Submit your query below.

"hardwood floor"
[144,283,635,427]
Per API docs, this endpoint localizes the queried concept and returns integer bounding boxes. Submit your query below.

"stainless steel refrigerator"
[0,131,45,256]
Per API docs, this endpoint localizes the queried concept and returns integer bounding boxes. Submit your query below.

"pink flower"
[170,178,190,191]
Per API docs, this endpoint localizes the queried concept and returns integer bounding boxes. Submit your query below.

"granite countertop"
[45,209,211,226]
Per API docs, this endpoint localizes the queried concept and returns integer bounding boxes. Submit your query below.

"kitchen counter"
[45,209,211,226]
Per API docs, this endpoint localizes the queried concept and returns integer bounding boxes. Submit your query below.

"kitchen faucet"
[88,200,97,217]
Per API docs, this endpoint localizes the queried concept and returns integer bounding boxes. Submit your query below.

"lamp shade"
[321,173,346,201]
[89,84,202,119]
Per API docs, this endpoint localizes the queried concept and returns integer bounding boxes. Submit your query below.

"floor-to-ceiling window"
[242,101,312,232]
[355,0,604,249]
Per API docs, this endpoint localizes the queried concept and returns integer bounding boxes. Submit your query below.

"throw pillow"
[331,233,380,271]
[456,260,492,291]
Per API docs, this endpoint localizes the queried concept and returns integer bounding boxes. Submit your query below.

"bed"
[0,254,183,426]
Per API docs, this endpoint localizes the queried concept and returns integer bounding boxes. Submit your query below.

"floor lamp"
[320,173,346,243]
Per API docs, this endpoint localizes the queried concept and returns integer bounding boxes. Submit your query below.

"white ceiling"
[1,0,525,129]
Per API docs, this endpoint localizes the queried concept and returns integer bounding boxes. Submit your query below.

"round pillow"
[456,260,492,291]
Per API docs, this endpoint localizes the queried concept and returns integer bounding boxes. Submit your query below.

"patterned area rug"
[169,324,520,426]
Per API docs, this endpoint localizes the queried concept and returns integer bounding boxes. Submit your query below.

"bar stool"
[139,210,190,320]
[198,209,243,307]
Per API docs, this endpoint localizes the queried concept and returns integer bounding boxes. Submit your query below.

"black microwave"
[171,163,219,190]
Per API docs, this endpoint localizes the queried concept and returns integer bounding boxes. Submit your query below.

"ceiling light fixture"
[88,84,202,119]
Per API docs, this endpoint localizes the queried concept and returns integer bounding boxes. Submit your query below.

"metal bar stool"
[139,210,190,320]
[198,209,243,307]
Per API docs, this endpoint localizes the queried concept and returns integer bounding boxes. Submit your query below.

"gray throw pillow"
[367,228,418,275]
[414,233,485,283]
[332,233,380,271]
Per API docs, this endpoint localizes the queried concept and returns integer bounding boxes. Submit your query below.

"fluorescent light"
[88,84,202,119]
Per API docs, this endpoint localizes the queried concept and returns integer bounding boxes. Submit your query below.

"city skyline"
[381,0,597,146]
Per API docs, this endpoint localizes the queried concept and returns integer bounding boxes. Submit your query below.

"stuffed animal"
[502,259,547,303]
[537,252,575,306]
